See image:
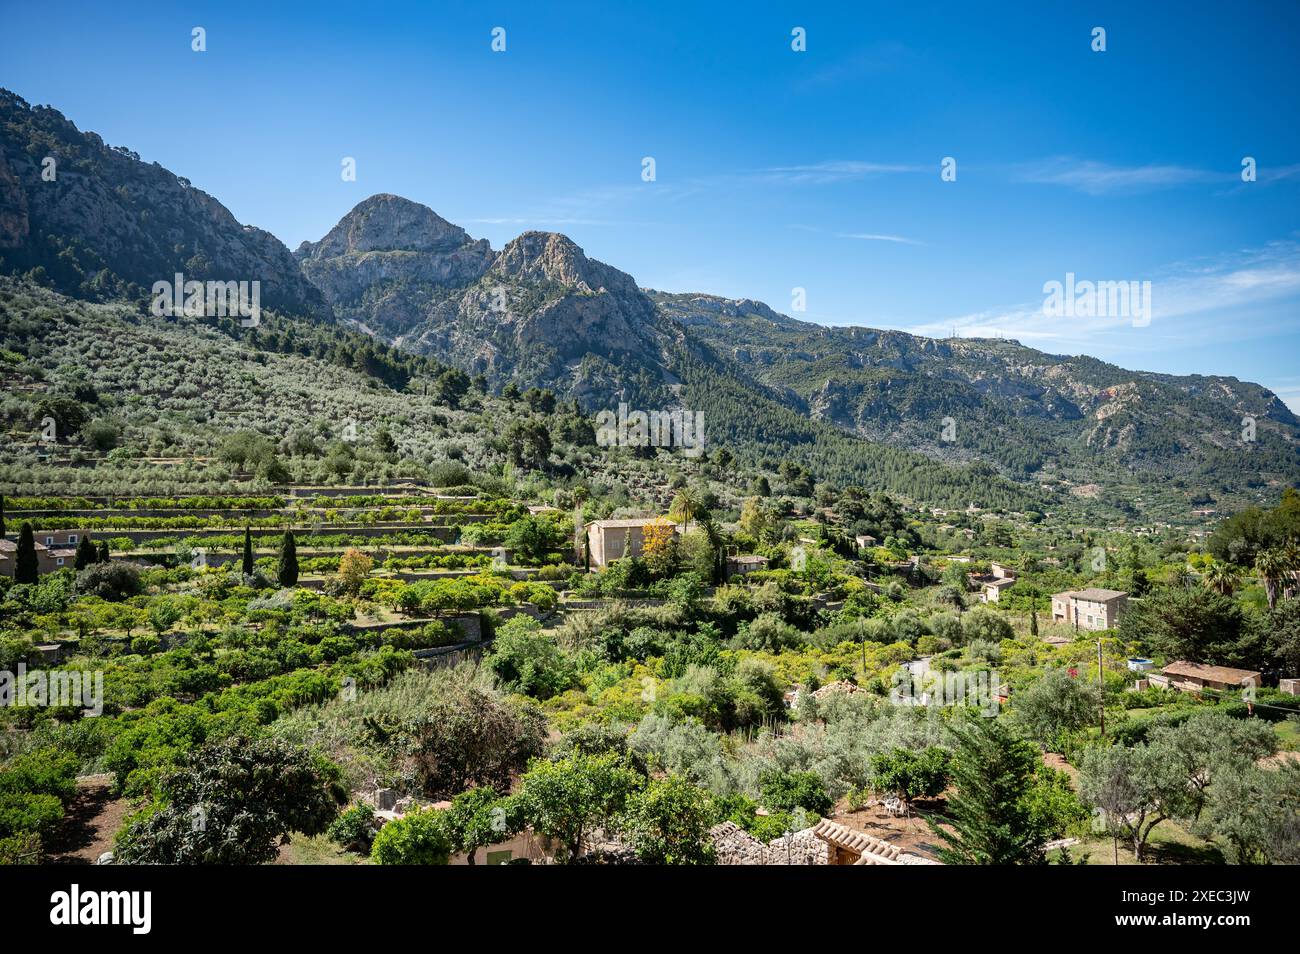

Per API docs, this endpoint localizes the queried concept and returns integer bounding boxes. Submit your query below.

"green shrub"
[327,803,377,853]
[0,792,64,839]
[370,808,451,865]
[0,831,42,864]
[0,748,79,801]
[758,770,832,816]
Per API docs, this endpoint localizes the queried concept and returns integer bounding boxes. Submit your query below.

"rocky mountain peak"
[493,230,638,298]
[297,194,478,260]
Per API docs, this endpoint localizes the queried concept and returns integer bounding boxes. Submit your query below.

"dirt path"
[46,775,130,864]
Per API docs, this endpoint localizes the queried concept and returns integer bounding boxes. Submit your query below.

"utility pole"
[861,621,868,679]
[1097,638,1106,738]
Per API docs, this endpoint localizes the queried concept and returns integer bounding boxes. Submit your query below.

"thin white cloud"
[754,160,925,185]
[907,241,1300,349]
[1014,156,1227,195]
[838,232,925,246]
[1261,162,1300,183]
[790,222,925,246]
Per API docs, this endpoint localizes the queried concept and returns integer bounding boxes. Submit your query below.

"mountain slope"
[295,194,1297,516]
[0,275,1043,515]
[0,88,327,318]
[298,195,681,408]
[2,86,1292,520]
[660,289,1300,496]
[653,292,1300,509]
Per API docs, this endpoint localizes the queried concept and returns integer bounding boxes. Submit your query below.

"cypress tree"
[925,715,1047,865]
[278,530,298,588]
[74,534,97,571]
[15,522,39,584]
[97,540,110,562]
[0,493,6,538]
[241,527,255,576]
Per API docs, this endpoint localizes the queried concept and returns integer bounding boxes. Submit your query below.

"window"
[57,558,65,566]
[45,537,54,545]
[69,534,78,542]
[486,850,513,865]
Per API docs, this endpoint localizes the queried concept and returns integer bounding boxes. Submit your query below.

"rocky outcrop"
[0,89,329,318]
[0,144,30,249]
[294,194,494,339]
[297,196,677,406]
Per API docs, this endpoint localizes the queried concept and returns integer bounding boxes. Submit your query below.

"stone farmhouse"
[583,518,678,568]
[1051,588,1128,630]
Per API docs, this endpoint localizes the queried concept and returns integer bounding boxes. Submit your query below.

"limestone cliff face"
[294,194,494,337]
[0,144,30,250]
[299,197,675,407]
[0,89,328,317]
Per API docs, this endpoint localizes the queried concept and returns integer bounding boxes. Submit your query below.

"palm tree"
[669,489,700,530]
[1283,541,1300,602]
[1202,561,1240,597]
[1255,549,1287,611]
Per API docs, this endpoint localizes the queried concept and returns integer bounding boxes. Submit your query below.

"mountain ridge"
[293,194,1298,515]
[0,87,1294,517]
[0,89,328,319]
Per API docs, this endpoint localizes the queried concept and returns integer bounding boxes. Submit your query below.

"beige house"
[449,829,552,865]
[969,562,1017,603]
[0,537,69,577]
[725,554,769,580]
[584,518,677,568]
[1052,588,1128,630]
[37,529,87,548]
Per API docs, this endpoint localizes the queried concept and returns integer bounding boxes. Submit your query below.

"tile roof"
[811,820,940,865]
[1053,588,1127,602]
[585,518,672,529]
[1162,661,1261,684]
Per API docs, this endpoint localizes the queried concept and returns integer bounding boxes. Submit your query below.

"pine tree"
[74,534,97,571]
[241,527,255,576]
[97,540,110,562]
[926,715,1047,865]
[15,522,39,584]
[278,530,298,588]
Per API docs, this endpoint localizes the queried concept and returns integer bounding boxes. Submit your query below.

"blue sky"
[4,1,1299,406]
